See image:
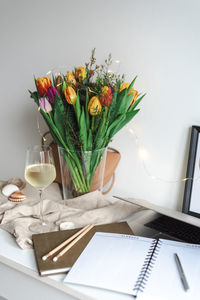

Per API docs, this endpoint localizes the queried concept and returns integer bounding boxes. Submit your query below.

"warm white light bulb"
[128,128,134,134]
[138,148,149,160]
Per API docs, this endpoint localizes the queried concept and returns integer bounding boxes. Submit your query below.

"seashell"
[8,191,26,202]
[60,222,75,231]
[2,184,19,197]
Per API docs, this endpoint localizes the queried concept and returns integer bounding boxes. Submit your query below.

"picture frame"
[183,126,200,218]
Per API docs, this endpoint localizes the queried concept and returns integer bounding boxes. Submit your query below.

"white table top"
[0,224,137,300]
[1,198,200,300]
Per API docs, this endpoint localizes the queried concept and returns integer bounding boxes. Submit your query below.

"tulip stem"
[91,116,95,132]
[48,112,53,122]
[45,113,88,192]
[63,149,90,193]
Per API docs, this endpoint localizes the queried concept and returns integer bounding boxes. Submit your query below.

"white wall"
[1,0,200,210]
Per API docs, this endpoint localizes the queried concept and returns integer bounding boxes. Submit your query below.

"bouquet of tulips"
[29,49,145,196]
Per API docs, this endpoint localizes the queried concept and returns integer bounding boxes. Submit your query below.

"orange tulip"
[64,86,76,105]
[120,82,138,106]
[75,67,86,82]
[88,96,102,116]
[66,72,76,85]
[130,89,138,105]
[36,77,51,96]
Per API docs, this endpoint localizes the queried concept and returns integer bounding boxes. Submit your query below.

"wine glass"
[24,145,56,233]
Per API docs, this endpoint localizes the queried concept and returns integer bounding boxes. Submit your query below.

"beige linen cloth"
[0,182,142,249]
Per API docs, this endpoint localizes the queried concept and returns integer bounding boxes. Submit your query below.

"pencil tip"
[53,257,58,262]
[42,256,47,261]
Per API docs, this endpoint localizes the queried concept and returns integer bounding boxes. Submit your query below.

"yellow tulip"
[64,86,76,105]
[75,67,86,82]
[88,96,102,116]
[101,86,109,95]
[66,72,76,85]
[120,82,138,106]
[120,82,130,92]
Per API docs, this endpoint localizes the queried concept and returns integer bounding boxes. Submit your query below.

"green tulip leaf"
[124,93,135,112]
[65,104,77,128]
[85,89,90,130]
[39,109,67,148]
[54,93,65,113]
[75,91,81,126]
[95,108,107,149]
[79,108,87,151]
[114,88,128,116]
[105,113,126,143]
[109,109,140,139]
[127,76,137,94]
[29,90,39,105]
[129,93,146,112]
[87,129,93,151]
[54,98,66,142]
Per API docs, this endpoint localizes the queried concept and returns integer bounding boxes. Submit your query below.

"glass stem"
[39,189,45,226]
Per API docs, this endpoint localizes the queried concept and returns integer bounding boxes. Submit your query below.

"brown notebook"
[32,222,134,276]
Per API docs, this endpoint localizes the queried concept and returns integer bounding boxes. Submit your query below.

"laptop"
[115,197,200,244]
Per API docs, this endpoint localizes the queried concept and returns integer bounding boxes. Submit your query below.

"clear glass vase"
[58,147,107,199]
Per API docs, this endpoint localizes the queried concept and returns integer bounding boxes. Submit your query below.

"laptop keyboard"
[145,215,200,244]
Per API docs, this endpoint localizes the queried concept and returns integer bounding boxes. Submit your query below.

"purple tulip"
[47,86,60,103]
[39,97,52,113]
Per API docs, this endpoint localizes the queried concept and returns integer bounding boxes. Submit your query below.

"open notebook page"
[138,239,200,300]
[64,232,153,296]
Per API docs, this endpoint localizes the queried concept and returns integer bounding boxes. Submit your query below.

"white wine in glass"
[24,145,56,233]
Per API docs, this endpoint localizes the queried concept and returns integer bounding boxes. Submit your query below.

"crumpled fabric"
[0,182,142,249]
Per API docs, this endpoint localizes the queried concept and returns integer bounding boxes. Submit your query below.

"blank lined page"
[138,239,200,300]
[64,232,153,296]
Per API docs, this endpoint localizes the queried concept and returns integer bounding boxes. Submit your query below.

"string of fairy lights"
[128,127,199,183]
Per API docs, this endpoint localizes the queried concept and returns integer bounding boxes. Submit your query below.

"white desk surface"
[1,198,200,300]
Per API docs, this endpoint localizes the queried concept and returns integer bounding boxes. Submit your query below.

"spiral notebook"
[64,233,200,299]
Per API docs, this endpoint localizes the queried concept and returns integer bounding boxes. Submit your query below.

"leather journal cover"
[32,221,134,276]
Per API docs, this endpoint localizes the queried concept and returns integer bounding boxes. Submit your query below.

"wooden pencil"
[42,224,91,261]
[52,224,94,262]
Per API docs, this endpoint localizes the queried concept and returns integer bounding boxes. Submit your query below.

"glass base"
[29,221,54,234]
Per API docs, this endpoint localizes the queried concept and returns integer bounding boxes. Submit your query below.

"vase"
[57,146,107,199]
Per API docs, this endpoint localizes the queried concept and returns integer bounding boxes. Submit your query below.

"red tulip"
[36,77,51,96]
[99,86,113,106]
